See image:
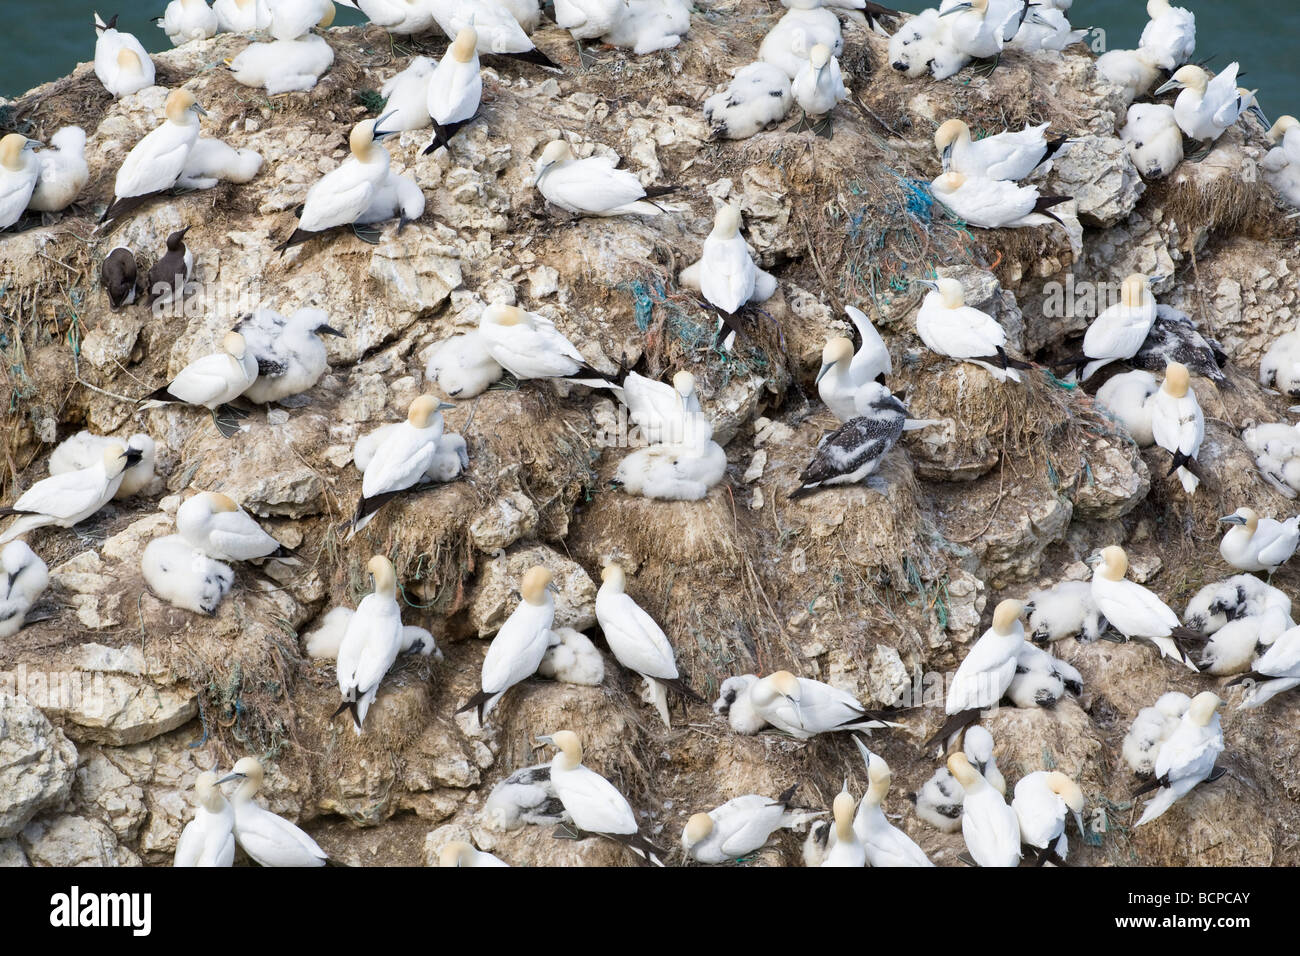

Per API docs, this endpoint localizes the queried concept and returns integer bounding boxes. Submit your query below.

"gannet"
[1071,273,1161,381]
[1267,116,1300,171]
[1218,507,1299,575]
[426,0,558,66]
[790,382,906,498]
[596,562,694,727]
[929,171,1070,231]
[335,555,405,733]
[100,247,140,310]
[702,62,792,141]
[438,841,509,866]
[1122,691,1191,776]
[938,0,1026,62]
[233,307,343,403]
[1095,369,1158,447]
[1260,318,1300,396]
[351,394,454,531]
[477,303,617,388]
[50,432,155,500]
[0,135,39,231]
[1184,574,1291,634]
[178,137,264,190]
[1089,545,1199,669]
[228,32,335,93]
[554,0,625,49]
[174,772,236,867]
[1012,771,1084,864]
[0,541,48,638]
[533,140,675,218]
[681,786,805,864]
[1231,623,1300,709]
[378,56,436,132]
[1244,421,1300,500]
[790,44,846,138]
[27,127,88,215]
[1027,580,1109,644]
[715,671,903,739]
[138,331,258,437]
[928,599,1026,747]
[910,766,964,832]
[620,370,702,446]
[1006,640,1083,708]
[613,431,728,500]
[423,29,481,154]
[215,0,273,31]
[1154,63,1240,146]
[1198,606,1292,676]
[600,0,691,54]
[355,166,424,233]
[962,725,1006,794]
[177,491,294,562]
[94,13,156,98]
[1095,47,1163,105]
[949,752,1020,866]
[690,204,777,347]
[820,784,866,867]
[141,534,234,614]
[425,331,504,399]
[304,605,440,661]
[0,443,142,545]
[758,7,843,79]
[218,757,328,866]
[1009,6,1085,51]
[353,421,466,485]
[498,0,541,31]
[1150,361,1204,494]
[357,0,438,33]
[914,277,1025,382]
[1137,0,1195,71]
[144,227,193,308]
[888,8,968,80]
[1133,307,1226,385]
[269,0,334,39]
[538,627,604,686]
[852,741,934,866]
[1134,692,1224,826]
[934,119,1066,182]
[459,566,556,722]
[482,763,570,830]
[159,0,219,44]
[101,89,207,225]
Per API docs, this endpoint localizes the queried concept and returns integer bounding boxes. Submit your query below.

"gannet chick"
[1013,771,1084,864]
[353,165,424,233]
[1089,545,1199,670]
[1120,103,1183,179]
[335,555,405,733]
[790,381,906,498]
[439,841,509,867]
[928,600,1026,747]
[1231,623,1300,709]
[218,757,327,866]
[681,786,804,864]
[101,89,207,225]
[177,491,293,562]
[174,772,236,867]
[144,227,193,308]
[233,307,343,404]
[228,32,335,93]
[533,140,676,218]
[620,370,702,446]
[1154,63,1240,146]
[930,171,1070,232]
[538,626,605,686]
[159,0,219,44]
[138,331,258,438]
[934,119,1066,182]
[1095,47,1163,105]
[0,443,142,545]
[482,764,569,830]
[911,766,964,832]
[914,277,1026,383]
[426,0,558,66]
[1123,691,1191,776]
[613,427,727,501]
[214,0,272,32]
[1009,5,1085,51]
[101,247,140,310]
[703,62,792,140]
[852,741,934,866]
[949,752,1020,866]
[1243,422,1300,500]
[478,304,616,388]
[1134,692,1224,826]
[1183,574,1291,634]
[422,29,481,154]
[759,7,843,79]
[1219,507,1299,575]
[94,14,155,98]
[687,204,777,349]
[1137,0,1195,71]
[0,541,48,638]
[268,0,334,39]
[820,783,866,867]
[596,562,695,727]
[1198,606,1292,676]
[426,331,504,399]
[378,56,435,132]
[1260,318,1300,397]
[963,725,1006,795]
[600,0,691,54]
[1095,369,1158,446]
[728,670,903,739]
[1006,640,1083,709]
[27,127,88,214]
[459,566,556,722]
[1150,361,1204,494]
[351,395,454,532]
[50,431,155,499]
[1027,580,1109,644]
[790,44,846,138]
[0,135,39,230]
[177,137,264,189]
[357,0,438,34]
[141,535,234,615]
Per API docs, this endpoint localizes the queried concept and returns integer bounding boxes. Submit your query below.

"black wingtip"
[504,47,559,69]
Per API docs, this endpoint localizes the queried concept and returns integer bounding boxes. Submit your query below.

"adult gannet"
[27,127,89,215]
[142,535,234,614]
[1154,63,1240,147]
[335,555,405,733]
[426,0,558,66]
[1134,692,1224,826]
[888,7,969,80]
[715,671,902,739]
[929,171,1070,231]
[1184,574,1291,634]
[49,431,155,499]
[426,331,505,398]
[214,0,273,31]
[759,7,843,79]
[934,119,1066,182]
[1006,640,1083,708]
[1089,545,1199,669]
[702,62,792,141]
[1070,273,1161,381]
[159,0,219,44]
[927,599,1026,747]
[482,763,570,830]
[304,605,441,661]
[138,331,258,437]
[1094,47,1163,105]
[538,627,604,686]
[533,140,675,218]
[689,204,777,348]
[174,772,236,867]
[820,784,866,867]
[355,166,424,233]
[228,32,336,93]
[949,752,1020,866]
[351,394,454,531]
[233,307,344,403]
[177,491,294,562]
[1231,623,1300,709]
[620,371,702,446]
[1137,0,1194,71]
[938,0,1026,64]
[378,56,436,132]
[477,303,617,388]
[681,786,804,864]
[0,135,39,230]
[357,0,438,33]
[101,89,207,225]
[0,444,142,545]
[218,757,328,866]
[459,566,556,722]
[612,427,728,500]
[1095,369,1158,447]
[1132,306,1227,386]
[1218,507,1299,575]
[790,382,907,498]
[1009,5,1085,51]
[438,841,509,866]
[914,277,1026,382]
[1123,691,1191,776]
[1027,580,1109,644]
[852,741,934,866]
[101,247,140,310]
[1150,361,1204,494]
[353,422,466,486]
[269,0,334,39]
[1012,771,1084,864]
[0,541,48,638]
[144,227,194,308]
[93,13,156,98]
[423,29,481,154]
[790,44,846,138]
[1197,605,1291,675]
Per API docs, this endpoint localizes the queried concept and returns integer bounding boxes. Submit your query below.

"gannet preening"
[438,841,509,867]
[1094,370,1158,447]
[0,443,142,545]
[177,491,294,563]
[620,371,702,446]
[1027,580,1109,645]
[759,7,843,80]
[482,764,570,830]
[50,432,155,500]
[422,29,481,154]
[215,0,272,31]
[914,277,1027,383]
[790,382,906,499]
[101,246,140,310]
[538,627,604,686]
[613,413,727,501]
[1197,606,1291,676]
[477,303,617,389]
[790,44,847,138]
[159,0,219,44]
[458,566,556,722]
[596,562,698,727]
[1123,691,1191,776]
[357,0,438,33]
[228,32,335,93]
[1133,307,1226,386]
[334,555,405,734]
[600,0,691,54]
[681,786,806,864]
[1066,273,1162,381]
[0,135,39,231]
[819,784,866,867]
[1134,692,1224,826]
[538,731,664,865]
[713,671,903,739]
[1006,640,1083,708]
[101,89,207,225]
[1013,771,1084,865]
[217,757,328,866]
[702,62,792,141]
[1231,623,1300,709]
[1137,0,1195,71]
[0,541,48,639]
[1267,116,1300,169]
[94,13,156,98]
[929,171,1070,231]
[926,599,1026,748]
[350,394,454,532]
[888,8,969,80]
[1218,507,1299,575]
[177,137,264,190]
[949,752,1020,867]
[1183,574,1291,634]
[425,331,505,399]
[138,331,258,438]
[174,772,236,867]
[1154,63,1240,149]
[683,205,777,349]
[27,127,89,215]
[1150,361,1204,494]
[911,766,964,832]
[269,0,334,39]
[233,307,344,404]
[1095,47,1163,105]
[1089,545,1200,670]
[1121,103,1184,179]
[141,534,235,615]
[533,140,676,218]
[934,119,1067,182]
[852,741,934,867]
[144,227,193,308]
[427,0,558,67]
[376,56,435,133]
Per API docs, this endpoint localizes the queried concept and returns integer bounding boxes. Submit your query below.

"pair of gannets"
[934,119,1066,182]
[790,382,909,499]
[814,306,892,422]
[533,140,676,218]
[1195,605,1291,676]
[0,541,49,639]
[333,555,417,733]
[26,127,89,216]
[1154,62,1244,147]
[459,565,557,723]
[759,7,842,80]
[229,32,335,93]
[678,205,777,350]
[1133,692,1224,826]
[49,433,156,500]
[1218,507,1299,575]
[911,725,1003,832]
[102,89,208,225]
[619,370,702,447]
[914,276,1029,383]
[350,394,457,533]
[425,330,505,398]
[159,0,219,45]
[232,307,344,403]
[713,670,903,739]
[477,303,617,389]
[685,785,811,865]
[304,604,439,661]
[177,491,294,563]
[138,331,258,438]
[94,13,156,98]
[0,443,144,545]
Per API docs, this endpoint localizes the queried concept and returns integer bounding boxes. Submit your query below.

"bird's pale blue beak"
[1219,514,1248,525]
[814,361,835,385]
[939,2,973,15]
[1153,78,1184,96]
[215,771,246,785]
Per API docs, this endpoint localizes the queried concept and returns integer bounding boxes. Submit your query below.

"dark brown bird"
[100,246,140,310]
[145,226,192,307]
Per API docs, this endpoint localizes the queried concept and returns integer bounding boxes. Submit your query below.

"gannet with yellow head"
[458,566,557,723]
[1218,506,1300,575]
[93,13,156,97]
[1134,692,1224,826]
[949,751,1020,866]
[1,442,144,545]
[1149,360,1205,494]
[334,555,405,733]
[217,756,328,865]
[176,490,294,563]
[1088,544,1200,670]
[137,330,258,437]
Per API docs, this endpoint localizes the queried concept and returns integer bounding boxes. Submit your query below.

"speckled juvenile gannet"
[141,535,234,614]
[852,740,934,866]
[1150,361,1204,494]
[427,0,558,66]
[914,277,1027,382]
[334,555,405,733]
[1013,771,1084,864]
[681,786,804,864]
[1134,692,1224,826]
[1027,579,1109,644]
[174,772,236,867]
[1089,545,1200,670]
[600,0,691,54]
[1068,273,1162,381]
[1123,691,1191,776]
[790,381,907,498]
[1231,623,1300,709]
[228,32,335,93]
[684,205,777,349]
[715,671,903,739]
[177,491,294,563]
[351,394,454,532]
[234,307,344,403]
[790,44,847,138]
[478,303,618,389]
[138,331,258,438]
[50,431,156,499]
[378,56,436,133]
[948,752,1020,867]
[1154,63,1240,147]
[144,227,193,308]
[215,0,273,32]
[620,370,701,446]
[426,331,505,398]
[101,247,140,310]
[1121,103,1184,179]
[1095,369,1158,446]
[1218,507,1299,575]
[101,89,207,225]
[27,127,89,215]
[482,763,570,830]
[159,0,219,45]
[0,135,39,231]
[538,627,604,685]
[423,29,482,154]
[0,443,142,545]
[929,171,1070,231]
[1197,605,1291,676]
[94,14,156,98]
[439,841,509,866]
[759,7,842,79]
[935,119,1067,182]
[533,140,676,217]
[927,599,1026,747]
[1137,0,1194,71]
[703,62,792,141]
[1134,306,1227,385]
[459,565,556,722]
[178,137,263,190]
[218,757,328,866]
[910,765,964,832]
[0,541,48,639]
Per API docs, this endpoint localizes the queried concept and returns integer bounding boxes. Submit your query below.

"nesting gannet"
[215,0,273,31]
[159,0,219,44]
[357,0,438,34]
[269,0,334,39]
[686,204,777,348]
[304,605,440,661]
[533,140,675,218]
[101,247,140,310]
[144,227,193,308]
[554,0,626,57]
[498,0,542,32]
[174,772,236,867]
[423,29,481,154]
[1267,116,1300,169]
[1094,369,1158,447]
[1184,574,1291,635]
[702,62,792,141]
[426,331,505,398]
[620,371,702,446]
[819,784,866,867]
[482,764,570,830]
[682,786,805,864]
[1120,103,1183,179]
[27,127,89,215]
[1150,361,1204,494]
[94,14,156,98]
[791,382,906,498]
[138,331,258,437]
[594,0,689,54]
[928,599,1026,746]
[439,841,509,867]
[1260,319,1300,396]
[934,119,1066,182]
[714,671,902,739]
[177,492,293,563]
[426,0,558,66]
[334,555,405,733]
[142,535,235,615]
[1218,507,1299,575]
[911,766,964,832]
[101,89,207,225]
[759,7,843,80]
[1134,692,1224,826]
[1027,580,1109,644]
[538,627,605,686]
[178,137,264,190]
[378,56,436,133]
[949,752,1020,866]
[477,303,617,388]
[1123,691,1191,777]
[613,424,728,501]
[1009,5,1085,51]
[353,421,466,487]
[1198,605,1291,676]
[228,32,335,93]
[852,741,934,866]
[1095,47,1163,105]
[351,395,454,531]
[1137,0,1195,71]
[930,171,1069,231]
[1231,623,1300,709]
[1244,422,1300,500]
[790,44,847,138]
[49,432,155,500]
[0,443,142,545]
[218,757,328,866]
[1006,640,1083,708]
[355,166,424,234]
[459,566,556,722]
[0,135,39,231]
[1132,306,1226,386]
[0,541,48,638]
[1089,545,1199,670]
[1154,63,1240,147]
[914,277,1026,383]
[233,307,343,404]
[938,0,1028,64]
[1066,273,1162,381]
[887,8,969,80]
[1013,771,1084,864]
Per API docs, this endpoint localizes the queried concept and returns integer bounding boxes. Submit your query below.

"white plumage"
[1135,692,1224,826]
[109,88,206,211]
[718,670,901,739]
[1156,63,1239,143]
[177,136,263,190]
[439,842,509,866]
[357,0,438,33]
[1137,0,1195,71]
[1237,624,1300,709]
[538,626,605,686]
[478,303,612,385]
[1218,507,1299,574]
[1183,573,1291,635]
[962,725,1006,795]
[1198,606,1292,676]
[466,566,555,721]
[234,307,341,403]
[1095,48,1163,105]
[303,605,441,661]
[600,0,691,54]
[887,8,968,80]
[336,555,405,733]
[220,757,328,866]
[359,397,447,501]
[1027,580,1108,644]
[426,30,481,133]
[0,541,48,639]
[378,56,436,131]
[174,772,236,867]
[93,14,155,98]
[1095,368,1159,446]
[1149,361,1204,494]
[614,412,725,501]
[142,331,258,411]
[790,44,847,123]
[555,0,624,39]
[696,204,774,317]
[945,599,1025,714]
[0,135,39,230]
[27,127,89,214]
[1120,103,1183,179]
[596,563,681,726]
[481,763,570,830]
[533,140,666,217]
[1,443,138,545]
[292,119,391,236]
[426,331,504,398]
[1259,319,1300,397]
[619,370,702,446]
[141,534,235,615]
[229,33,335,93]
[1090,545,1197,670]
[930,170,1068,232]
[1012,771,1085,862]
[681,789,803,864]
[820,784,866,867]
[935,120,1059,182]
[1123,691,1191,776]
[214,0,273,32]
[949,752,1020,867]
[268,0,334,39]
[177,491,290,562]
[852,740,933,867]
[912,766,964,832]
[915,277,1019,382]
[49,431,155,499]
[427,0,546,56]
[759,7,842,79]
[1009,6,1085,51]
[1006,640,1083,708]
[160,0,218,46]
[703,62,792,140]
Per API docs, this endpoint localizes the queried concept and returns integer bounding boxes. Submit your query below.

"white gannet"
[682,786,805,864]
[423,29,481,154]
[0,135,39,230]
[1089,545,1198,669]
[554,0,625,53]
[1006,640,1083,708]
[335,555,405,733]
[846,305,892,384]
[499,0,541,32]
[613,435,728,501]
[928,599,1025,746]
[1218,507,1299,575]
[101,247,140,310]
[215,0,273,31]
[218,757,328,866]
[27,127,89,215]
[759,7,843,80]
[790,44,847,138]
[378,56,436,132]
[426,0,558,66]
[49,431,155,499]
[159,0,219,45]
[1121,103,1184,179]
[852,740,934,867]
[533,140,674,218]
[1244,421,1300,500]
[1009,5,1085,51]
[459,565,556,722]
[477,303,616,388]
[1095,47,1163,105]
[0,443,142,545]
[934,119,1066,182]
[1267,116,1300,168]
[1232,623,1300,709]
[355,166,424,232]
[1095,368,1159,446]
[688,204,777,348]
[790,382,907,498]
[353,422,466,485]
[233,307,344,404]
[138,331,258,437]
[351,394,454,531]
[1137,0,1195,71]
[1260,318,1300,397]
[1027,580,1108,644]
[102,89,207,225]
[1149,361,1204,494]
[1013,770,1085,864]
[538,626,605,686]
[1071,274,1160,381]
[177,491,294,562]
[144,226,194,308]
[911,766,964,832]
[304,605,440,661]
[228,32,335,93]
[596,562,692,727]
[914,277,1024,383]
[177,137,264,189]
[949,752,1020,866]
[141,534,235,615]
[269,0,334,39]
[426,331,505,398]
[1134,692,1224,826]
[620,370,701,446]
[1184,574,1291,634]
[1198,606,1292,676]
[94,13,156,98]
[703,62,792,141]
[600,0,691,54]
[357,0,438,33]
[0,541,48,638]
[938,0,1025,61]
[962,724,1006,794]
[929,171,1069,231]
[1154,63,1240,146]
[438,841,509,866]
[482,763,570,830]
[820,783,866,867]
[1123,691,1191,776]
[174,772,236,867]
[717,670,902,739]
